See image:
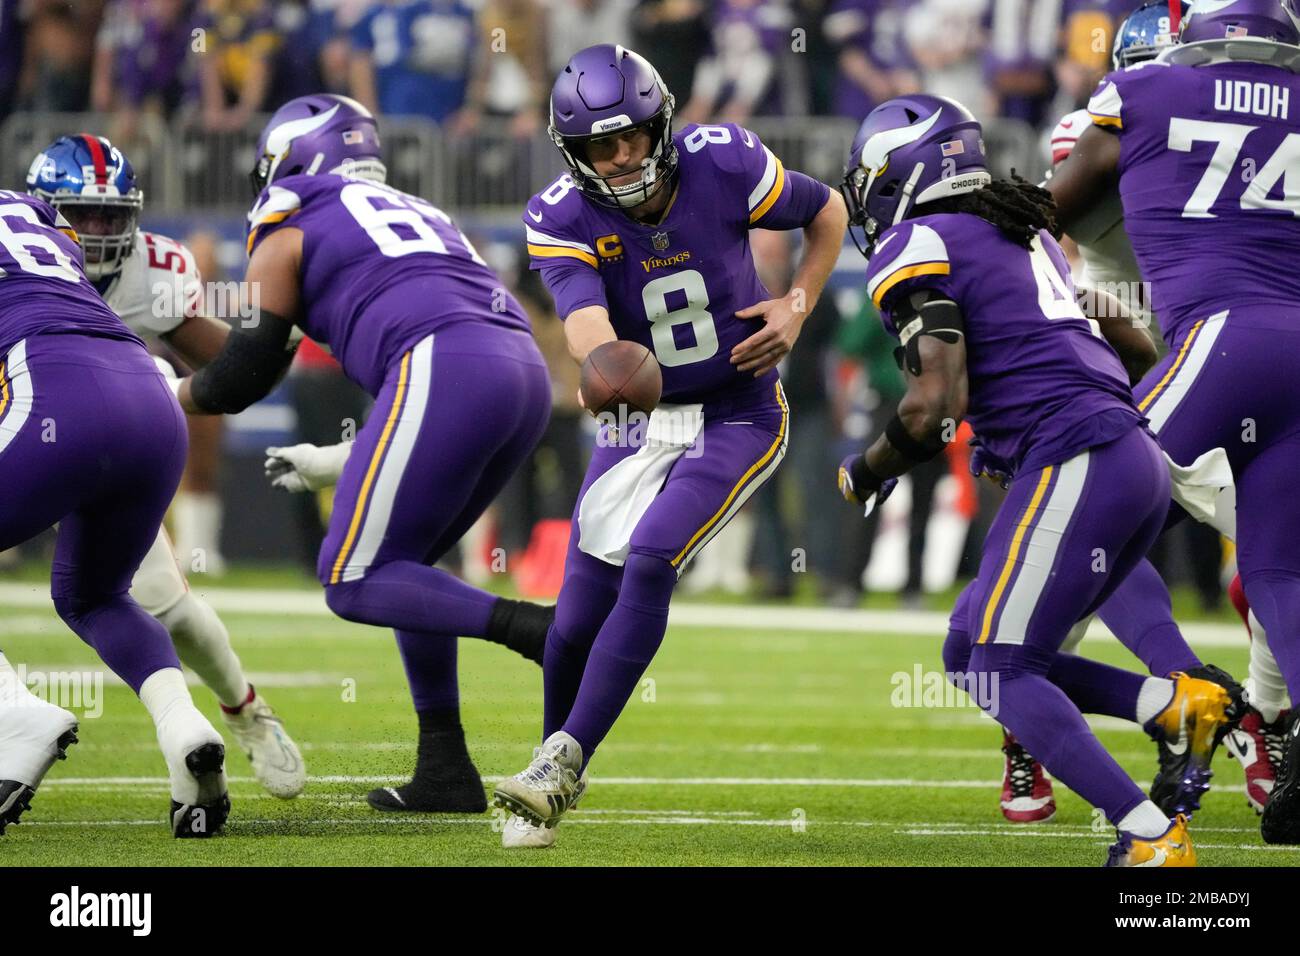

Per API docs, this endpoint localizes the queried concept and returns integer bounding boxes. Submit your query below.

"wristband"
[885,414,949,463]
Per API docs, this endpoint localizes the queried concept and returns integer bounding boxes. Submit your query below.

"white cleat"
[502,768,588,849]
[0,692,78,834]
[221,692,306,799]
[158,705,230,838]
[493,731,583,828]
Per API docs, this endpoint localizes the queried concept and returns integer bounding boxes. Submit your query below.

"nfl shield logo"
[652,231,670,251]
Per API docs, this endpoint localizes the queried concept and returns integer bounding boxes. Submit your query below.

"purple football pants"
[318,324,551,712]
[947,425,1171,824]
[1126,311,1300,703]
[544,381,789,764]
[0,333,187,692]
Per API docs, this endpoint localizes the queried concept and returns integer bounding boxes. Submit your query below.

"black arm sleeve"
[189,309,297,415]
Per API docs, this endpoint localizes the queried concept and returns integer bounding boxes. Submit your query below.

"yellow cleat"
[1146,673,1232,816]
[1104,814,1196,867]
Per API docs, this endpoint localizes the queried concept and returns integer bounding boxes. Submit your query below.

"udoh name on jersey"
[1213,79,1290,119]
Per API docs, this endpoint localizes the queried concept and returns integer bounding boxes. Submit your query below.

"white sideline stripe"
[40,774,1246,794]
[0,584,1252,648]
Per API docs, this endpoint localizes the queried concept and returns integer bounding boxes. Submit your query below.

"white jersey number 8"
[641,270,720,367]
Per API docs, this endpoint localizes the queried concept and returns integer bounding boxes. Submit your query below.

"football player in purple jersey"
[837,93,1234,865]
[168,94,558,815]
[0,191,229,837]
[1050,0,1300,844]
[996,0,1249,827]
[491,44,847,847]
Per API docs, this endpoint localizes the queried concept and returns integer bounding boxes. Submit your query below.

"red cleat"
[1225,707,1291,814]
[1000,730,1056,823]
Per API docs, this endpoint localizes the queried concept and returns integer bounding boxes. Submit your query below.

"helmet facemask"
[551,98,679,211]
[47,192,142,280]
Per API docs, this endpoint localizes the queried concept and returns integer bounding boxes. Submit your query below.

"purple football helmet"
[548,44,677,209]
[1180,0,1300,43]
[249,94,385,197]
[841,94,991,256]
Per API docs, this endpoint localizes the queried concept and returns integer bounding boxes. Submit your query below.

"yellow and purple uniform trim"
[670,382,789,569]
[328,350,412,584]
[748,154,787,225]
[870,262,952,310]
[1138,318,1206,414]
[977,464,1057,644]
[246,209,296,255]
[525,243,598,268]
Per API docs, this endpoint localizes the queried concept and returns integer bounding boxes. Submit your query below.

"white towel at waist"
[577,403,704,566]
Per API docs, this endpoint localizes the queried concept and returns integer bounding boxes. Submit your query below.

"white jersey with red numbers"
[1050,108,1144,309]
[101,230,203,339]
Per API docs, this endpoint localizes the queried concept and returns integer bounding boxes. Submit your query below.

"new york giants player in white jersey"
[26,135,306,799]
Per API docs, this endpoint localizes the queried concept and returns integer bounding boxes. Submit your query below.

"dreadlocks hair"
[919,172,1060,248]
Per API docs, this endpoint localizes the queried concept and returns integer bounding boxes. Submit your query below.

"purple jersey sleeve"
[1086,60,1170,133]
[246,184,304,256]
[522,182,609,318]
[863,220,957,334]
[706,123,831,230]
[537,258,608,318]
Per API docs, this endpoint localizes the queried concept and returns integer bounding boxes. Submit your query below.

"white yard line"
[0,583,1251,647]
[39,773,1246,793]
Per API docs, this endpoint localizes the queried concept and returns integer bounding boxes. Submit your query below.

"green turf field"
[0,578,1289,867]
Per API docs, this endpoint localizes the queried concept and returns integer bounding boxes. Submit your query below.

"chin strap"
[892,162,927,226]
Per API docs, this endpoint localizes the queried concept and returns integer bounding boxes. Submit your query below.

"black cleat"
[0,726,78,835]
[1261,714,1300,844]
[366,762,488,813]
[171,743,230,838]
[366,720,488,813]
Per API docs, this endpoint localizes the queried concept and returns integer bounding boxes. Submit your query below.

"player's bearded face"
[58,205,135,263]
[585,127,653,188]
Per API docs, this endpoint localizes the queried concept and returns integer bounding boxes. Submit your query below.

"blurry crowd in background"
[4,0,1142,137]
[0,0,1231,611]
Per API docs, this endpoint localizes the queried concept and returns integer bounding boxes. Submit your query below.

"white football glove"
[264,442,351,493]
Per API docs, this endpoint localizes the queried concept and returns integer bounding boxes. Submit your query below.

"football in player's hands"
[580,340,662,418]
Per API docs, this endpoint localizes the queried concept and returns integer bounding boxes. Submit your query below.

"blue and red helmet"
[1180,0,1300,43]
[1113,1,1191,68]
[841,94,991,256]
[548,44,678,210]
[249,93,385,197]
[26,134,142,280]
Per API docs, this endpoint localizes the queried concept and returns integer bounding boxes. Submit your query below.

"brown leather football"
[580,340,663,417]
